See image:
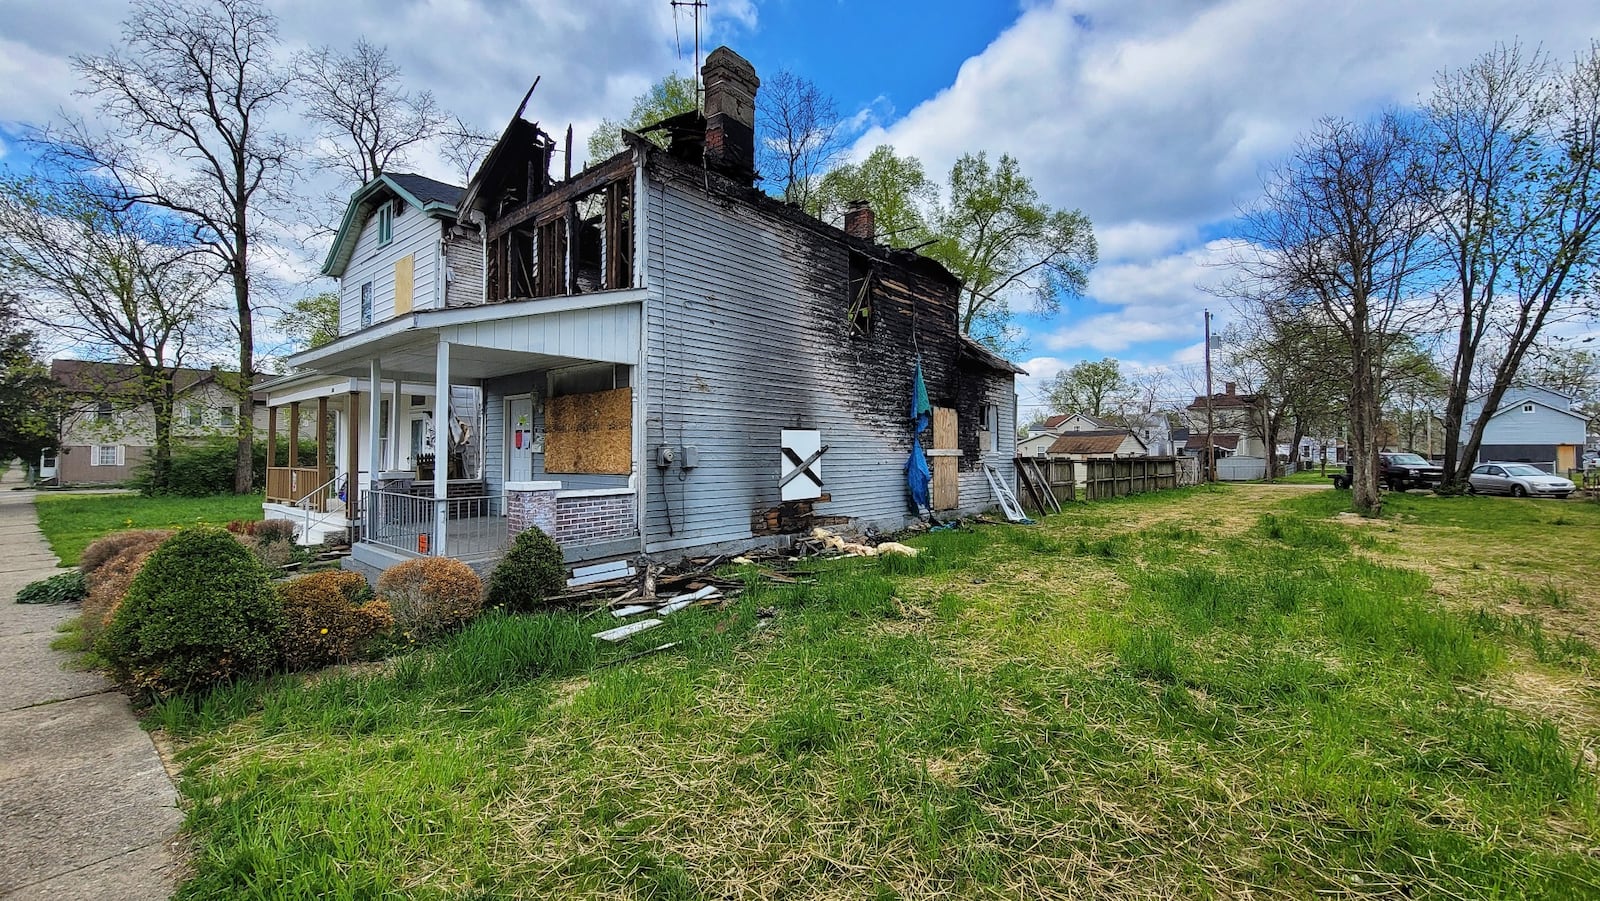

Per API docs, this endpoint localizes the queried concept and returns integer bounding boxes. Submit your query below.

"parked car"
[1378,452,1444,490]
[1467,462,1575,498]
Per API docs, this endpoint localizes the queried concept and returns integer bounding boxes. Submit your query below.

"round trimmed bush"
[377,557,483,641]
[96,528,284,697]
[486,527,566,612]
[276,571,393,670]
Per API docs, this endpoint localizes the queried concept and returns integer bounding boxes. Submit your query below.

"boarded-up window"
[394,255,414,316]
[544,387,631,475]
[847,252,874,337]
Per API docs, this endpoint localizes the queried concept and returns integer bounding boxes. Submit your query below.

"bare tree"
[757,70,844,209]
[0,173,220,490]
[298,40,450,186]
[60,0,296,494]
[1427,42,1600,490]
[1235,113,1439,513]
[439,116,499,185]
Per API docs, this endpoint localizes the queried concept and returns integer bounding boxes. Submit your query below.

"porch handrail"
[360,489,506,559]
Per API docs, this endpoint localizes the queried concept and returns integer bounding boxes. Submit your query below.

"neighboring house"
[261,47,1022,568]
[50,360,267,486]
[1045,429,1148,460]
[1462,386,1589,472]
[1184,383,1269,460]
[1017,412,1118,457]
[1126,412,1173,456]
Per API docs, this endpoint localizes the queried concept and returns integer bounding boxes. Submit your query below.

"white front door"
[505,395,535,486]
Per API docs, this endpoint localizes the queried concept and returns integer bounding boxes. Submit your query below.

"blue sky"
[5,0,1600,412]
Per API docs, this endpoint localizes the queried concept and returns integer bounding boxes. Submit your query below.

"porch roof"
[283,290,645,382]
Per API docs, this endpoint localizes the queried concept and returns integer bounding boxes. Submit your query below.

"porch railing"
[360,490,507,559]
[266,467,328,504]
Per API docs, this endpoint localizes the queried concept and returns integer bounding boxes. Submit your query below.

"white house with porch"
[263,47,1020,580]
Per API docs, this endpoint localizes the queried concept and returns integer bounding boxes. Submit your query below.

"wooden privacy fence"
[1015,456,1183,509]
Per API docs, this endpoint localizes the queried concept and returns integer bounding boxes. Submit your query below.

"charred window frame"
[485,176,632,303]
[847,251,875,337]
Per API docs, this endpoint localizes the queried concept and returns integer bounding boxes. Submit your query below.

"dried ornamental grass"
[378,557,484,641]
[81,544,164,646]
[78,529,174,578]
[277,571,394,670]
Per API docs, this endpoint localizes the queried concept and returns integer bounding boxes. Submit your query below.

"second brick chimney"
[844,200,876,242]
[702,47,760,184]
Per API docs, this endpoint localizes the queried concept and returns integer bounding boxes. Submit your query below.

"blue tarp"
[906,360,932,510]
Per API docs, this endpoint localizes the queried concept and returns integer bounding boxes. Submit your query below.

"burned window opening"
[847,252,875,337]
[484,177,632,303]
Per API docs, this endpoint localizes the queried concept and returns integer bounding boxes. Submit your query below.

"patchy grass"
[162,484,1600,899]
[33,492,262,567]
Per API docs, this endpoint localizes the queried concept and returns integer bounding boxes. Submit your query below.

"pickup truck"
[1378,452,1444,490]
[1328,453,1445,490]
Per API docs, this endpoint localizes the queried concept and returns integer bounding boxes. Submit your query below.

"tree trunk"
[1348,357,1383,515]
[146,367,177,493]
[231,245,255,495]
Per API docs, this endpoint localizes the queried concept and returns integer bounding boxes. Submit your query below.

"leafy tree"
[587,73,699,164]
[813,145,936,247]
[1426,42,1600,490]
[1235,113,1439,514]
[0,295,60,465]
[280,292,341,350]
[62,0,297,495]
[0,173,218,491]
[297,39,449,187]
[757,70,844,209]
[924,152,1097,355]
[1043,358,1131,420]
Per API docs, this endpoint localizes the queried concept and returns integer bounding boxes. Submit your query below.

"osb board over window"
[545,387,632,474]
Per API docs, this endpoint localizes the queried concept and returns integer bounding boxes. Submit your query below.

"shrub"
[486,527,567,612]
[79,530,175,578]
[16,570,87,605]
[97,527,284,697]
[252,519,298,544]
[377,557,483,641]
[82,545,161,647]
[276,571,393,670]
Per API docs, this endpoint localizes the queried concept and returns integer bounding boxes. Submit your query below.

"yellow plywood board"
[394,255,414,316]
[932,406,959,510]
[545,387,632,474]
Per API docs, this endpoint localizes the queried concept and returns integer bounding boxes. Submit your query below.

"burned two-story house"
[257,46,1020,576]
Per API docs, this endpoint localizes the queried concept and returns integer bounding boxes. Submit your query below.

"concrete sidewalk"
[0,468,181,900]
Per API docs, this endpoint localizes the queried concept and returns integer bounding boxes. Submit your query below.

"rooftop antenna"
[671,0,708,106]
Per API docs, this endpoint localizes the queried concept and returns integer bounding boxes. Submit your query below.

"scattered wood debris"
[593,619,663,642]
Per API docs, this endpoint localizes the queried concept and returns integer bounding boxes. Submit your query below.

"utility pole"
[1204,309,1216,482]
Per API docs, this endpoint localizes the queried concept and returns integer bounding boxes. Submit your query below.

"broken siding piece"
[594,619,663,642]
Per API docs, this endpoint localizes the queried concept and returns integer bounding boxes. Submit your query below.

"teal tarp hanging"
[906,359,932,510]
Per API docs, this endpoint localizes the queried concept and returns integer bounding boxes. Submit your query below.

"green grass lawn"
[34,493,264,567]
[157,485,1600,899]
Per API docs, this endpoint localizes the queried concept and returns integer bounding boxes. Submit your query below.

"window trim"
[376,201,394,246]
[92,444,123,467]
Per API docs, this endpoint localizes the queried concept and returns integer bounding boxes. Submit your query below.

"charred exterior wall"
[640,154,1016,555]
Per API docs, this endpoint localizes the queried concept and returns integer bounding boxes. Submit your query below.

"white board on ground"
[611,604,652,618]
[593,619,663,642]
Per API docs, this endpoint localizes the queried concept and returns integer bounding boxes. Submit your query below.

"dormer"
[322,173,470,335]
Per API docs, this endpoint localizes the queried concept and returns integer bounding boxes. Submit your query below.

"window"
[360,282,373,328]
[547,363,619,398]
[1523,403,1535,413]
[187,406,204,426]
[846,252,874,337]
[376,202,394,246]
[217,406,234,426]
[92,445,123,467]
[95,402,113,423]
[978,403,999,454]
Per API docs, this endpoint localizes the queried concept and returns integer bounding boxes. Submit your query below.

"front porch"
[268,295,646,568]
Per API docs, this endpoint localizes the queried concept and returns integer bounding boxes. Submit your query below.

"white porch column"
[389,375,402,469]
[434,340,451,554]
[367,358,383,492]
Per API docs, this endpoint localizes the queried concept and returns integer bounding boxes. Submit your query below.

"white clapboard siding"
[339,206,445,336]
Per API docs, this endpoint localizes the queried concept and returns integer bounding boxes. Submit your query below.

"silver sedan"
[1467,463,1575,498]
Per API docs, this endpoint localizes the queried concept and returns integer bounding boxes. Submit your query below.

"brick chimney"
[702,46,760,184]
[844,200,876,242]
[1224,382,1236,395]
